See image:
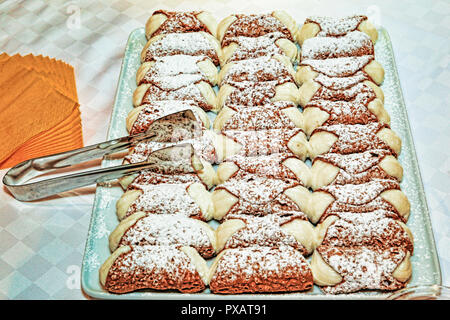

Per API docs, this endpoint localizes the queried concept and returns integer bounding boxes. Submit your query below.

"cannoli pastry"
[120,169,217,193]
[217,11,298,46]
[213,102,303,132]
[141,32,221,65]
[109,212,217,258]
[307,179,410,224]
[125,130,241,165]
[310,245,412,294]
[299,31,374,60]
[310,150,403,190]
[208,246,313,294]
[116,182,214,222]
[298,80,387,136]
[119,142,217,190]
[212,173,310,221]
[99,245,209,294]
[296,55,384,86]
[136,55,218,86]
[145,10,217,39]
[119,156,216,191]
[315,211,414,252]
[216,215,316,256]
[308,123,402,159]
[124,130,218,164]
[221,128,309,160]
[298,78,384,107]
[302,98,389,137]
[217,80,299,112]
[216,153,310,186]
[218,55,296,86]
[219,32,298,66]
[133,74,217,112]
[126,100,210,136]
[299,69,381,91]
[296,15,378,45]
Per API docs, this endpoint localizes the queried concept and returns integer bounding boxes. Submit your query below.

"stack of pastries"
[99,10,413,295]
[296,15,412,294]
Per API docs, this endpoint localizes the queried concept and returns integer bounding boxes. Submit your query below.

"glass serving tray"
[80,27,441,299]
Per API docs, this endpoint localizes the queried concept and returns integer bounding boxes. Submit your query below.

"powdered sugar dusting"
[306,15,367,37]
[320,178,400,206]
[224,152,299,182]
[224,32,288,63]
[216,174,307,220]
[318,245,407,294]
[224,215,308,255]
[143,32,219,65]
[301,55,373,77]
[125,183,205,220]
[314,123,395,155]
[119,214,213,255]
[222,14,293,46]
[301,31,373,60]
[222,104,297,131]
[223,128,303,157]
[141,55,208,84]
[221,56,293,85]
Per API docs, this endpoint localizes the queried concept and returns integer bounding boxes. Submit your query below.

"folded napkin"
[0,53,83,169]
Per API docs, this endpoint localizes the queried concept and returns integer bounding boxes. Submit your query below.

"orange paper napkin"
[0,53,83,169]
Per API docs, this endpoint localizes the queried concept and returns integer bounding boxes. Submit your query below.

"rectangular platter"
[80,26,441,299]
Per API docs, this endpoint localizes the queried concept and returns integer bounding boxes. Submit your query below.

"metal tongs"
[2,109,200,202]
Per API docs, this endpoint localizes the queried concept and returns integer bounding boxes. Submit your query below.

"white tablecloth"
[0,0,448,299]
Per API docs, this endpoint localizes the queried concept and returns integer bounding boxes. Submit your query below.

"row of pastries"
[98,10,413,295]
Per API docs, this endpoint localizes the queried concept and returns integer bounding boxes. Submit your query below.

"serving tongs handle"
[2,132,193,202]
[3,107,202,202]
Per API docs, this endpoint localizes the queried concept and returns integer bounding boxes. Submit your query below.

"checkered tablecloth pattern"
[0,0,448,299]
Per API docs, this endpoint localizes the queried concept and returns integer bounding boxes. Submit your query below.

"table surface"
[0,0,448,299]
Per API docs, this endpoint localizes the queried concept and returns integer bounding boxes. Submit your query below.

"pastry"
[221,128,308,160]
[119,155,217,191]
[307,179,410,224]
[123,130,241,166]
[310,150,403,190]
[109,212,217,258]
[310,245,412,294]
[213,102,303,132]
[215,215,316,255]
[208,246,313,294]
[302,100,389,139]
[216,152,310,186]
[298,70,382,92]
[217,11,298,46]
[133,74,217,112]
[296,55,384,86]
[219,32,298,66]
[126,100,210,135]
[298,78,384,107]
[315,211,414,252]
[217,80,299,112]
[99,245,209,293]
[212,173,310,221]
[299,31,374,60]
[141,32,221,65]
[145,10,217,39]
[307,123,402,159]
[136,55,218,86]
[298,79,387,136]
[118,142,217,190]
[123,130,219,164]
[218,55,296,86]
[296,15,378,45]
[116,182,214,222]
